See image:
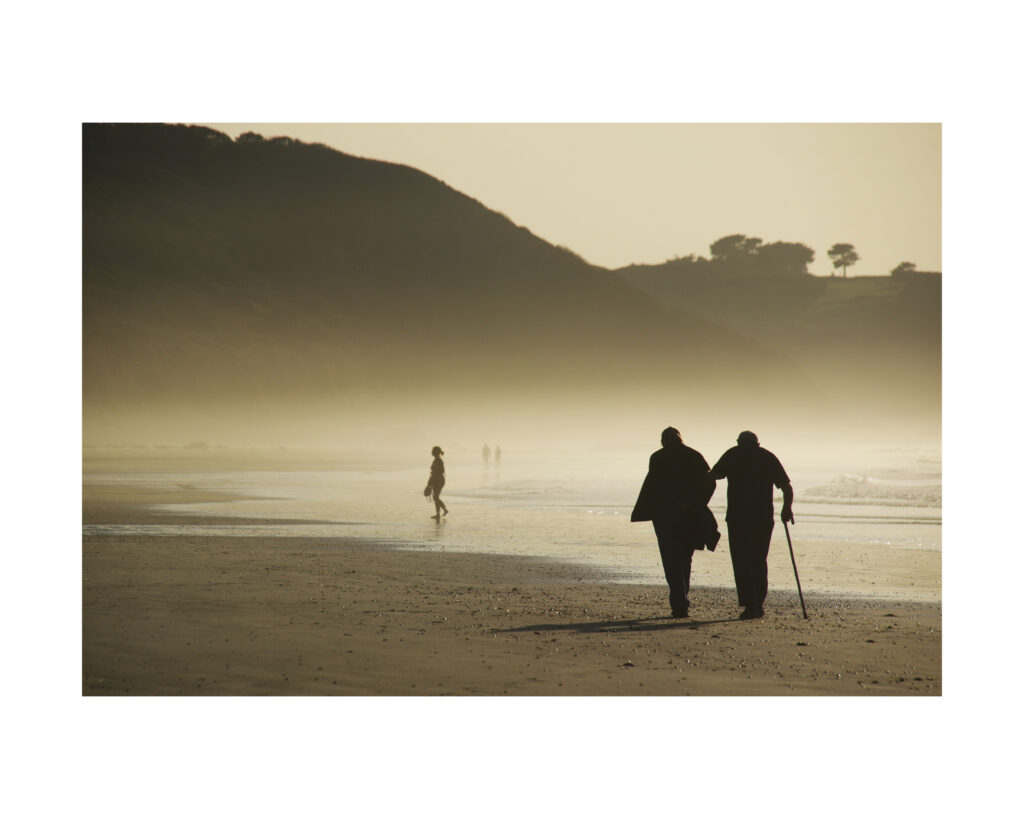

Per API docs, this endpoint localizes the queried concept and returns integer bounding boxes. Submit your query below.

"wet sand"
[83,483,941,695]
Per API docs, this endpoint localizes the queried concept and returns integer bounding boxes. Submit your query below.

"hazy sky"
[202,123,940,275]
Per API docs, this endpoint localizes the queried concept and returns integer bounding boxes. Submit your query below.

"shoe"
[430,514,440,520]
[671,605,689,618]
[442,508,448,516]
[739,606,763,620]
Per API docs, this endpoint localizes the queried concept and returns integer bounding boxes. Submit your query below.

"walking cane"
[783,520,809,619]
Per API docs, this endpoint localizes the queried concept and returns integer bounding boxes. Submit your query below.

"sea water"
[83,446,941,602]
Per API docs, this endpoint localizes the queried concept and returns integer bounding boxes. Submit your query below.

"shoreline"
[82,481,941,696]
[83,476,941,603]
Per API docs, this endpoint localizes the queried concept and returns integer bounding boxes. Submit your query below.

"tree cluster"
[663,234,817,278]
[653,236,927,279]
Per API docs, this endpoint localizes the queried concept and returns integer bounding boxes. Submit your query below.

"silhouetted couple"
[631,427,793,620]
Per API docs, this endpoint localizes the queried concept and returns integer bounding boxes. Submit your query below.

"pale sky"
[202,123,941,275]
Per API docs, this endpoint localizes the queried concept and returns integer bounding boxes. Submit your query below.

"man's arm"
[704,470,719,498]
[780,482,794,524]
[708,450,729,483]
[706,464,723,496]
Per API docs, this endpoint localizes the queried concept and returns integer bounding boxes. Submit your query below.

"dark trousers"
[653,519,695,613]
[727,519,774,608]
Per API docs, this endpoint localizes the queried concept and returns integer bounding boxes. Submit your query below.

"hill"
[615,257,940,424]
[83,124,813,445]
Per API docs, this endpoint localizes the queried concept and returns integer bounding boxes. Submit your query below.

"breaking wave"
[805,473,941,507]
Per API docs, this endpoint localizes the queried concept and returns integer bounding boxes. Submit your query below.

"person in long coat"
[631,427,720,618]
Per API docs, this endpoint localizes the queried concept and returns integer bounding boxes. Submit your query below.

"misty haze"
[83,123,941,696]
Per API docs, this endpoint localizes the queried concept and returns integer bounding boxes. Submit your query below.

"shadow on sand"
[495,614,740,636]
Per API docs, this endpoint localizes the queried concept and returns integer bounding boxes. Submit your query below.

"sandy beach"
[83,482,940,696]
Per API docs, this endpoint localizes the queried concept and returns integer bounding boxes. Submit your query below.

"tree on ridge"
[827,243,859,278]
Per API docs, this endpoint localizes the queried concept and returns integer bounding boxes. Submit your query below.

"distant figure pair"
[482,444,501,468]
[631,427,793,620]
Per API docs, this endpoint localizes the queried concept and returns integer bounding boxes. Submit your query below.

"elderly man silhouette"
[708,431,794,620]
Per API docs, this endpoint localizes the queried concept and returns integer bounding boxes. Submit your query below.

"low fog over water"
[83,384,939,455]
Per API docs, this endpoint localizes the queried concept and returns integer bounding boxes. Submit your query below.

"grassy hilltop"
[616,250,940,424]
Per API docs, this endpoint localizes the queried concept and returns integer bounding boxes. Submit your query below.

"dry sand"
[83,483,941,696]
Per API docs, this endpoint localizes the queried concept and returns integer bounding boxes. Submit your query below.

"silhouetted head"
[737,430,759,447]
[661,427,683,447]
[431,446,444,457]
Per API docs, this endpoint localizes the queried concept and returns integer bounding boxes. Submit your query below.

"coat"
[631,443,721,550]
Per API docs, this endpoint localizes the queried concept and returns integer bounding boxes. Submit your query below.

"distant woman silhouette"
[425,446,448,520]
